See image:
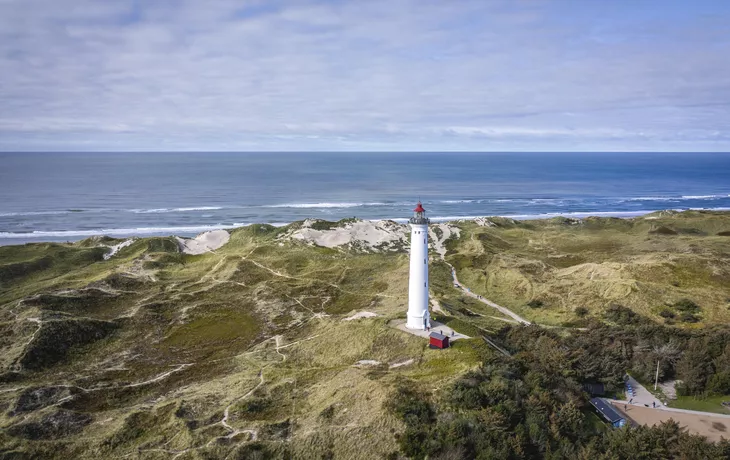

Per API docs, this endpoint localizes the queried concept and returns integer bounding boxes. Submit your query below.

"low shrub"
[527,299,544,309]
[674,298,701,313]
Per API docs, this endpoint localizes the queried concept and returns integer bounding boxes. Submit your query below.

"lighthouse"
[406,202,431,330]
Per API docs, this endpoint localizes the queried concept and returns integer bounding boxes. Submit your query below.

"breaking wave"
[0,210,84,217]
[129,206,224,214]
[262,202,388,208]
[0,224,247,239]
[623,194,730,202]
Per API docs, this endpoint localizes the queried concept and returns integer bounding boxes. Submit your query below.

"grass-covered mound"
[18,318,118,371]
[446,211,730,326]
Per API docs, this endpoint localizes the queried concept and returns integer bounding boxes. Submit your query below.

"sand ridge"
[177,230,230,254]
[283,219,408,252]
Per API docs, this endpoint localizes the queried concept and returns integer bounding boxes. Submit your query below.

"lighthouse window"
[424,282,426,287]
[424,258,426,264]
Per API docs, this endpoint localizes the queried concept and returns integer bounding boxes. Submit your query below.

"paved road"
[391,319,470,340]
[624,375,663,408]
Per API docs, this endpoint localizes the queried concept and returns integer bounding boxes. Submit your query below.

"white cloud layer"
[0,0,729,151]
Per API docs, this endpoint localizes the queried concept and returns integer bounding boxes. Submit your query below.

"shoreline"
[1,208,728,247]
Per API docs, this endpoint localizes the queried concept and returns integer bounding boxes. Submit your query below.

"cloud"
[0,0,729,151]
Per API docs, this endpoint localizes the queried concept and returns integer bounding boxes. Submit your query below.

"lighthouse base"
[406,311,431,330]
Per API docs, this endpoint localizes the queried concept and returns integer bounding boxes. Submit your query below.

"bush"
[658,307,675,319]
[574,307,589,317]
[707,372,730,395]
[527,299,544,309]
[604,303,646,325]
[146,237,180,253]
[675,382,689,397]
[674,298,700,313]
[319,405,336,421]
[309,220,337,231]
[679,312,700,323]
[242,396,270,414]
[386,383,433,426]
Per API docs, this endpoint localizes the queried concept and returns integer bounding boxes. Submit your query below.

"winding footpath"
[448,265,531,325]
[429,224,531,326]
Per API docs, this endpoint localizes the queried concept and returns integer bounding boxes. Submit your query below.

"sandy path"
[425,223,529,325]
[103,239,135,260]
[429,298,446,315]
[121,363,193,389]
[241,255,395,299]
[343,311,377,321]
[451,270,530,325]
[220,371,264,433]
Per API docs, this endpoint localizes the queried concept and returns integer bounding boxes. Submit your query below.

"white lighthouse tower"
[406,202,431,330]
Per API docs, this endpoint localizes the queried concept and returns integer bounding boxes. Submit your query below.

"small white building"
[406,202,431,330]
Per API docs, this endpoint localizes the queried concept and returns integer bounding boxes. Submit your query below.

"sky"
[1,0,729,152]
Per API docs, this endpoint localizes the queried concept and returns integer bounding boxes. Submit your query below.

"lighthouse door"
[423,317,427,330]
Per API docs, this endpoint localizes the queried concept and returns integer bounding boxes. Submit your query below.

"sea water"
[1,152,729,245]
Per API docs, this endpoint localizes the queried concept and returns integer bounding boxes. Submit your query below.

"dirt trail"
[136,372,266,458]
[450,272,530,325]
[241,255,395,299]
[121,363,193,389]
[428,225,531,325]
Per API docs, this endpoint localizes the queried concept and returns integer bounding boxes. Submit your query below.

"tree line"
[386,304,730,459]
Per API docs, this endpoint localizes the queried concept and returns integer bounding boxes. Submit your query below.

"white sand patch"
[430,298,445,314]
[354,360,381,367]
[103,239,135,260]
[429,223,459,259]
[282,219,408,252]
[389,359,414,369]
[343,311,378,321]
[472,217,497,227]
[177,230,230,255]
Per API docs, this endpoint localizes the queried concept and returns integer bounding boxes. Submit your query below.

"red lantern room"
[410,201,429,225]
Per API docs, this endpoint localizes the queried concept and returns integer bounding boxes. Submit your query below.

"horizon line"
[2,150,730,154]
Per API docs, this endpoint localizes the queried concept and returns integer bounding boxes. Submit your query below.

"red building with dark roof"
[429,331,449,349]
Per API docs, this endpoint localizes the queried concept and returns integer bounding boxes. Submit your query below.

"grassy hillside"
[0,223,487,459]
[1,211,729,458]
[447,210,730,326]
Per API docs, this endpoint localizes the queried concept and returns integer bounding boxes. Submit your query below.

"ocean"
[1,152,729,245]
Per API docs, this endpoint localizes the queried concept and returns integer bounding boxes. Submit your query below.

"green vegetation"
[670,395,730,414]
[445,210,730,326]
[387,319,730,459]
[2,211,730,459]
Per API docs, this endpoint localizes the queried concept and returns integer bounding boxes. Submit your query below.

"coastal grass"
[670,395,730,415]
[3,211,730,458]
[446,211,730,326]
